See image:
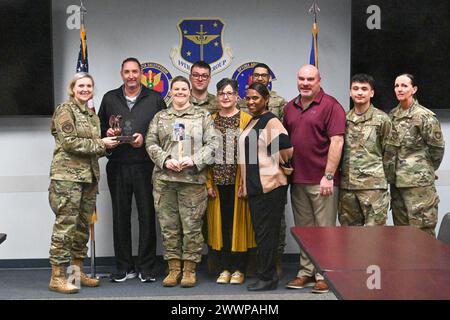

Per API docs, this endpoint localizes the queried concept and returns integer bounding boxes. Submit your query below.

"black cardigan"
[98,85,166,163]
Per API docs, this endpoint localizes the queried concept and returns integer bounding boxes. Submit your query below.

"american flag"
[76,2,88,73]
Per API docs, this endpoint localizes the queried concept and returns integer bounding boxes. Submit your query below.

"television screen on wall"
[351,0,450,112]
[0,0,54,116]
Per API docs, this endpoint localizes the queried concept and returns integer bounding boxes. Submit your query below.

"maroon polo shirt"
[283,89,346,184]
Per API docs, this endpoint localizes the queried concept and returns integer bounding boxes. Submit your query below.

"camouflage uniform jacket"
[145,104,220,184]
[340,104,397,190]
[389,100,445,187]
[191,92,220,114]
[50,99,106,183]
[238,90,287,120]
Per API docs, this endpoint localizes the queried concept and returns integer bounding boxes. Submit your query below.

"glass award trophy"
[109,115,134,143]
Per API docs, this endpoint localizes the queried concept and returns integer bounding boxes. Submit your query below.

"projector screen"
[0,0,54,116]
[351,0,450,112]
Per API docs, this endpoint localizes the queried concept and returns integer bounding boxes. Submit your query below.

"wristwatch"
[324,172,334,181]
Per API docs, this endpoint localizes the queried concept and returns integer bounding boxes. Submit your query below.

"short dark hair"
[190,60,211,74]
[171,75,191,89]
[216,78,238,93]
[351,73,375,90]
[398,73,416,86]
[247,82,270,99]
[253,63,271,75]
[121,57,141,70]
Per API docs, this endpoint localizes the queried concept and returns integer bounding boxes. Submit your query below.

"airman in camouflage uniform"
[146,79,220,287]
[339,104,397,226]
[48,73,117,294]
[49,98,106,259]
[188,61,220,275]
[390,99,445,236]
[188,60,220,115]
[191,92,220,115]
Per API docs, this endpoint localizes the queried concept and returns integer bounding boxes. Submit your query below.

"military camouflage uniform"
[339,105,397,226]
[191,92,220,115]
[238,90,287,121]
[190,92,220,266]
[49,99,106,266]
[389,100,445,236]
[145,105,220,263]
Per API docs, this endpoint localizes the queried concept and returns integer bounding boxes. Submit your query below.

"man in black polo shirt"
[98,57,166,283]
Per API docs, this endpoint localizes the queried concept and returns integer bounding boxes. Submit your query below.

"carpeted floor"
[0,262,336,300]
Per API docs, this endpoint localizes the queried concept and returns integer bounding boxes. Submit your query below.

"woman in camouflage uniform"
[146,76,219,288]
[389,74,445,236]
[48,73,118,294]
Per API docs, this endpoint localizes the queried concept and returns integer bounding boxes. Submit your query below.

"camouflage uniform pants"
[153,180,207,263]
[390,184,439,237]
[338,189,389,226]
[48,180,97,266]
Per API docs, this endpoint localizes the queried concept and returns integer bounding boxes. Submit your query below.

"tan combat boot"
[162,259,182,287]
[180,260,197,288]
[48,264,79,294]
[71,258,100,287]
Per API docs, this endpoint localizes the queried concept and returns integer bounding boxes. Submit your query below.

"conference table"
[290,226,450,300]
[0,233,6,245]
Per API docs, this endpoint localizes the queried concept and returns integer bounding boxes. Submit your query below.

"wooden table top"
[325,269,450,300]
[290,226,450,272]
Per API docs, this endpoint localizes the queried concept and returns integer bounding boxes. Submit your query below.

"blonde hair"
[67,72,95,98]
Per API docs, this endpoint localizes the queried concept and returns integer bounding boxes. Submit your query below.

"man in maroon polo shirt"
[283,64,346,294]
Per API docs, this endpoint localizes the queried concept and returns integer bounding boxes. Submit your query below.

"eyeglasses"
[218,91,236,99]
[252,73,269,79]
[191,73,210,80]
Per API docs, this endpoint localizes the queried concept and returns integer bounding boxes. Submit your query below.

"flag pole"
[80,1,96,279]
[78,1,101,279]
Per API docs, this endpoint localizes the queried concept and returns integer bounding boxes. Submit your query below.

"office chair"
[437,213,450,246]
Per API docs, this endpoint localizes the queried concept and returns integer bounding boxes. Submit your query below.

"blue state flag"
[309,21,319,67]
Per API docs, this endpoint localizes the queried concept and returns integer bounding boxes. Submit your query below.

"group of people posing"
[47,58,445,295]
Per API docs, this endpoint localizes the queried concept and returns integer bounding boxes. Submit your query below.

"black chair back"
[437,213,450,246]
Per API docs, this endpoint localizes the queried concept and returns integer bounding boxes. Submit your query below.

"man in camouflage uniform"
[390,74,445,236]
[146,78,220,287]
[49,73,117,293]
[188,60,219,274]
[339,74,397,226]
[238,62,287,277]
[238,63,287,121]
[189,60,220,114]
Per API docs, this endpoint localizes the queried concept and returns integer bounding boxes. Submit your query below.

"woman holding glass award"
[48,72,118,294]
[145,75,219,287]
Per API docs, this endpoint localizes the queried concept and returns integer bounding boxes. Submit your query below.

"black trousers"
[214,185,248,273]
[248,185,287,281]
[106,161,157,273]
